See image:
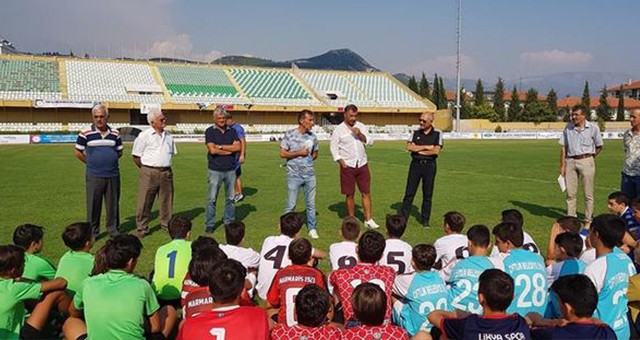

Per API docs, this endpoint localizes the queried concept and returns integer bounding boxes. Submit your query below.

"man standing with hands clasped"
[559,104,603,225]
[622,108,640,200]
[330,104,379,229]
[400,111,443,228]
[131,108,177,238]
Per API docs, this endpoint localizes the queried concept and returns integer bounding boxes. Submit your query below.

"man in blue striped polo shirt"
[74,104,123,237]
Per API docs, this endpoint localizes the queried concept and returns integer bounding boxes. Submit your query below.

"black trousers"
[400,159,437,224]
[86,175,120,236]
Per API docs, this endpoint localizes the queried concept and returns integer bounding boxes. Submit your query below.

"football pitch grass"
[0,139,623,276]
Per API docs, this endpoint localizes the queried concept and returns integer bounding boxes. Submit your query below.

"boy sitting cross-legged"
[55,222,95,296]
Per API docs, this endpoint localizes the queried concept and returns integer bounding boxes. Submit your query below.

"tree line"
[407,74,627,123]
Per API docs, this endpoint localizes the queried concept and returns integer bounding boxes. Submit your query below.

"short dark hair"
[295,284,331,327]
[357,230,386,263]
[492,222,524,247]
[191,236,219,257]
[572,104,588,115]
[0,245,25,277]
[501,209,524,229]
[352,282,386,326]
[344,104,358,113]
[385,214,407,238]
[208,259,247,303]
[289,238,312,265]
[478,269,514,312]
[555,232,583,258]
[280,212,304,238]
[467,224,490,248]
[591,214,626,249]
[631,198,640,211]
[444,211,465,232]
[608,191,629,206]
[168,215,192,239]
[298,110,313,124]
[341,216,360,241]
[556,216,582,234]
[104,234,143,270]
[13,224,44,249]
[412,244,437,271]
[189,249,228,286]
[62,222,93,251]
[551,274,598,318]
[224,221,245,246]
[91,245,108,276]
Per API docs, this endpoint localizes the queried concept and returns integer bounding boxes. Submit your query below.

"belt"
[413,158,435,164]
[569,154,593,160]
[143,165,171,171]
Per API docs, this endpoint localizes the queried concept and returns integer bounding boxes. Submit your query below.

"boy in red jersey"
[266,238,326,326]
[330,230,396,328]
[271,284,342,339]
[343,283,408,339]
[177,259,269,339]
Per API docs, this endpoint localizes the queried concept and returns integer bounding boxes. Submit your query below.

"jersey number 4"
[264,246,287,269]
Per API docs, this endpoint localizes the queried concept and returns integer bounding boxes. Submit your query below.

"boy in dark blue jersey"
[428,269,531,340]
[528,274,616,339]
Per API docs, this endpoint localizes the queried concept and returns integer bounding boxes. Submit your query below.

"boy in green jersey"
[0,245,69,340]
[152,215,192,307]
[13,224,56,281]
[64,235,177,340]
[55,223,95,296]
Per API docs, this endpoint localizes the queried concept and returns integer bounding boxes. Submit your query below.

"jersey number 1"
[167,250,177,279]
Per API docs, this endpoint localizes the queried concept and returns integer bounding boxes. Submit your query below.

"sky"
[1,0,639,81]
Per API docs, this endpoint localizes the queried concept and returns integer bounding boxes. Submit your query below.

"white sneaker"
[364,219,380,229]
[309,229,319,239]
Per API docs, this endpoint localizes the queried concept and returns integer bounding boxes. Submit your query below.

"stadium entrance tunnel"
[118,126,141,142]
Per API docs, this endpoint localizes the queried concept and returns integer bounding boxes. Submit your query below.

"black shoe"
[205,227,214,234]
[421,221,431,229]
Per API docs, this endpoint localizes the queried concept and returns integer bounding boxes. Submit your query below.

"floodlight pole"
[454,0,462,132]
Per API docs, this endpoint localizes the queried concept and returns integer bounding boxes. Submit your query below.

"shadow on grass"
[328,202,365,221]
[236,203,257,221]
[242,186,258,198]
[390,202,421,223]
[509,200,567,219]
[115,207,205,238]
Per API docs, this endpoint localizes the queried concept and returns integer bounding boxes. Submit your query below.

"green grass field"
[0,140,623,277]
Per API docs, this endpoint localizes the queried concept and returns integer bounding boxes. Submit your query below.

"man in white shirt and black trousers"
[330,104,380,229]
[400,111,443,228]
[132,108,177,238]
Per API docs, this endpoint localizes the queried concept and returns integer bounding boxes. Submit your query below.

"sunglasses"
[419,119,428,123]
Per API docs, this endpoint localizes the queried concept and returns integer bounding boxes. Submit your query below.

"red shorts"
[340,164,371,195]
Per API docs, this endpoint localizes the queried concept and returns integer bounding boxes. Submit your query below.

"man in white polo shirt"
[330,104,379,229]
[132,108,177,238]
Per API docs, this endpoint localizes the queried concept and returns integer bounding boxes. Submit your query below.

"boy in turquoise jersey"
[493,222,548,317]
[55,222,95,296]
[0,245,69,340]
[544,232,586,318]
[392,244,449,336]
[64,234,177,340]
[584,214,636,339]
[449,224,503,314]
[13,224,56,281]
[152,215,192,306]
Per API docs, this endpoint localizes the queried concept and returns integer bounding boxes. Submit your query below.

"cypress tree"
[507,86,521,121]
[617,85,626,121]
[493,78,506,121]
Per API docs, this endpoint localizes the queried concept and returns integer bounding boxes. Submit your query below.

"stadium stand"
[158,65,246,105]
[297,70,377,108]
[0,59,61,100]
[66,60,164,103]
[229,68,322,106]
[346,73,427,108]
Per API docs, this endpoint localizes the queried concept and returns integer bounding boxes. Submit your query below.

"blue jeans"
[205,169,236,230]
[284,172,317,230]
[622,172,640,200]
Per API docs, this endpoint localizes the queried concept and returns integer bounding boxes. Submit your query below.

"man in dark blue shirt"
[204,108,241,233]
[74,105,123,237]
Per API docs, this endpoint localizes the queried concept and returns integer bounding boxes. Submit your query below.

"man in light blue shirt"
[559,104,603,223]
[279,110,319,239]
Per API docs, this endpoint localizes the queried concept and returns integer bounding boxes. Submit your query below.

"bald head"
[419,111,435,130]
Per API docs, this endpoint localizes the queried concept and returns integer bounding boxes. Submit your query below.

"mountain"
[212,49,378,71]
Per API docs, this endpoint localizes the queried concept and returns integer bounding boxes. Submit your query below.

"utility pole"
[454,0,462,132]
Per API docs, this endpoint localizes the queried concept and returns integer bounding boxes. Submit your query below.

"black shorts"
[20,323,45,340]
[158,298,181,309]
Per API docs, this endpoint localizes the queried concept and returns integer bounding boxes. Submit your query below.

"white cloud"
[144,34,222,62]
[407,54,479,78]
[519,50,592,68]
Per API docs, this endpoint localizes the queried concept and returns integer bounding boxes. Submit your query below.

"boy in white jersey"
[256,212,326,300]
[392,244,449,336]
[448,224,503,314]
[584,214,636,339]
[379,214,413,274]
[328,216,360,271]
[220,221,259,297]
[493,222,548,317]
[490,209,539,257]
[433,211,468,280]
[546,216,587,265]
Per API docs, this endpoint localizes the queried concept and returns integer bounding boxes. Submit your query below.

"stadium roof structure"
[0,54,435,113]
